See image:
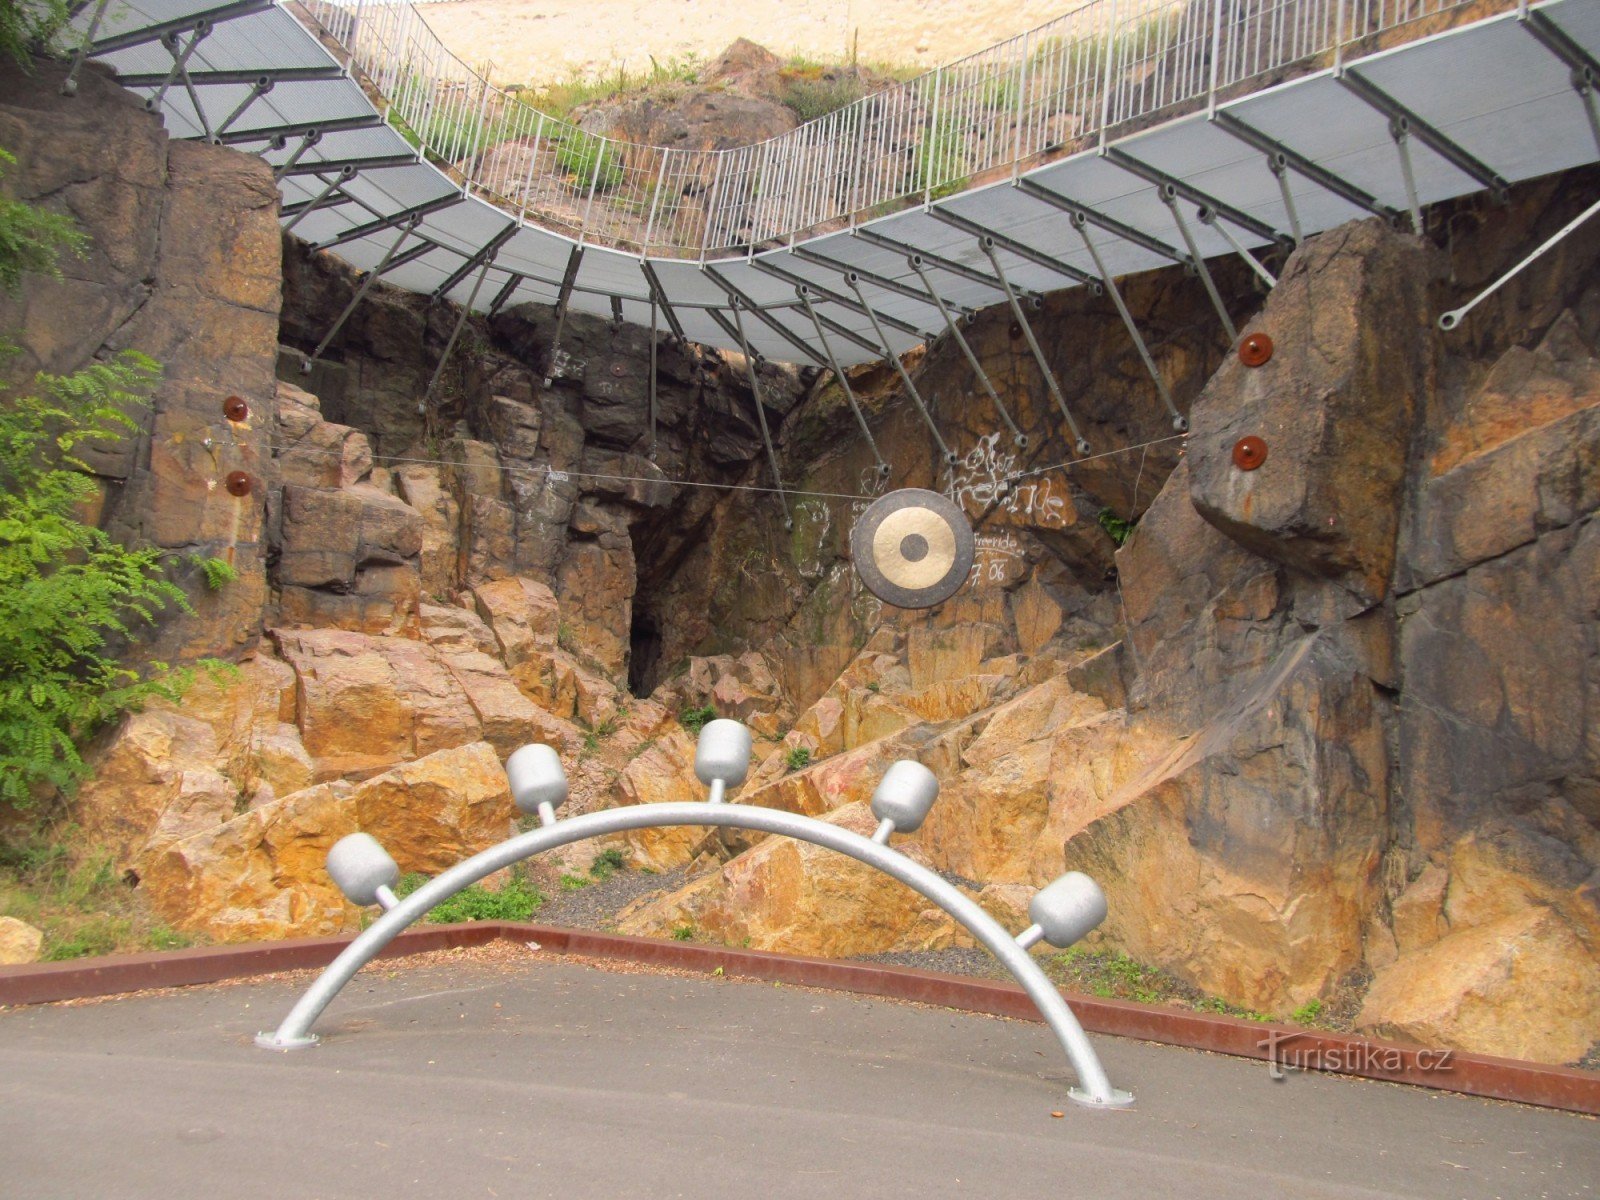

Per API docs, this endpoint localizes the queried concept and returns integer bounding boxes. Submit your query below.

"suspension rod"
[978,239,1089,454]
[1438,194,1600,331]
[1199,207,1277,288]
[304,217,419,370]
[1071,215,1186,432]
[424,256,495,402]
[281,166,355,234]
[797,288,890,478]
[727,301,793,529]
[1161,187,1238,342]
[846,275,955,465]
[908,256,1025,448]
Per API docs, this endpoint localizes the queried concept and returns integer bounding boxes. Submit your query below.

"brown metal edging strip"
[0,922,504,1007]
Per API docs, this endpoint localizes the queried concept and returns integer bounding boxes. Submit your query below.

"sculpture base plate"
[1068,1086,1136,1109]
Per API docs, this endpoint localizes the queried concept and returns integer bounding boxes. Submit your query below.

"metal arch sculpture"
[256,722,1134,1110]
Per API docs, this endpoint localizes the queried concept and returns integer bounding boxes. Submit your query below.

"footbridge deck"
[68,0,1600,378]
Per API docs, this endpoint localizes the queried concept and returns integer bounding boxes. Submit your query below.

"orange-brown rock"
[0,917,45,965]
[275,483,424,590]
[472,576,560,677]
[270,628,485,778]
[142,742,514,941]
[617,802,954,955]
[395,465,462,598]
[1356,907,1600,1064]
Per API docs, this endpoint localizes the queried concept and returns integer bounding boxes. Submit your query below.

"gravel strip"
[533,866,688,930]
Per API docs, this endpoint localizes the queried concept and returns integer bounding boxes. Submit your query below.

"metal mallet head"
[326,833,399,908]
[870,760,939,836]
[506,743,567,817]
[695,718,752,794]
[1029,872,1109,949]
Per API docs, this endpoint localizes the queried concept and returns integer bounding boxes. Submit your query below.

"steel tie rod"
[60,0,114,97]
[1071,214,1187,433]
[271,129,321,182]
[1160,186,1238,343]
[424,256,496,403]
[977,238,1090,455]
[281,165,356,235]
[214,75,273,138]
[304,216,419,372]
[844,274,956,466]
[147,22,210,117]
[796,288,890,479]
[1439,194,1600,331]
[907,255,1026,449]
[1198,207,1278,289]
[647,298,659,461]
[728,300,794,530]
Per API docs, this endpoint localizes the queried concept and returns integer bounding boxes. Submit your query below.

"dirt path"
[419,0,1068,86]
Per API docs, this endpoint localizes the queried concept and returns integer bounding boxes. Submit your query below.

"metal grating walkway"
[66,0,1600,373]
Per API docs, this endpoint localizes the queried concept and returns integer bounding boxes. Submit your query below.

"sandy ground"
[418,0,1074,86]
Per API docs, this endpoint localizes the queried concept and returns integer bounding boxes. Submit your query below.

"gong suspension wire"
[267,434,1188,506]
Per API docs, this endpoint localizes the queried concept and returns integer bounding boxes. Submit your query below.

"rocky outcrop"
[608,182,1600,1063]
[141,742,515,941]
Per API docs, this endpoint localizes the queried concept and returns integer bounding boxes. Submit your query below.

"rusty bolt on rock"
[1239,332,1274,367]
[1232,436,1268,471]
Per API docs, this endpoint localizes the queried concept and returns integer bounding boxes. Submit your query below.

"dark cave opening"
[628,608,662,699]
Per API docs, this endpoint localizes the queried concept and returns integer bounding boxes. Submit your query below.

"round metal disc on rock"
[850,488,974,609]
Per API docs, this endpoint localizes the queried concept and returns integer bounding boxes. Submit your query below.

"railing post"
[1207,0,1224,116]
[641,149,671,257]
[700,152,726,259]
[1099,0,1120,146]
[1012,29,1030,175]
[578,134,609,243]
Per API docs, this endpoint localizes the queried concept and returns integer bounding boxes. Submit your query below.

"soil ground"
[421,0,1075,85]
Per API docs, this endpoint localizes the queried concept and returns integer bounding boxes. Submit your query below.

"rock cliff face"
[0,59,280,661]
[3,59,1595,1063]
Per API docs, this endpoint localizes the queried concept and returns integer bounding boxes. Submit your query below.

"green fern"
[190,554,238,592]
[0,150,83,291]
[0,1,69,72]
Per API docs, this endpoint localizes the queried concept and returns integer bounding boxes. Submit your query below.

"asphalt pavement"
[1,952,1594,1199]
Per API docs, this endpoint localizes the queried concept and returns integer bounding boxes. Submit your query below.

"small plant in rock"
[1096,507,1137,548]
[1291,998,1325,1026]
[671,923,695,941]
[678,703,717,735]
[558,872,590,892]
[784,745,812,772]
[589,847,625,882]
[555,130,623,193]
[865,680,881,693]
[556,622,578,654]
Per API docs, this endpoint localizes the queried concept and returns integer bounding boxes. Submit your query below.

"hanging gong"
[850,488,975,609]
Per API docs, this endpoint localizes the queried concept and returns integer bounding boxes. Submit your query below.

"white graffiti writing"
[968,530,1025,587]
[945,432,1068,527]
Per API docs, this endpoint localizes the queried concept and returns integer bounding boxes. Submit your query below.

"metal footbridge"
[62,0,1600,422]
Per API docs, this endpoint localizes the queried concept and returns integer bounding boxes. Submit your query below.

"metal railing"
[297,0,1509,258]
